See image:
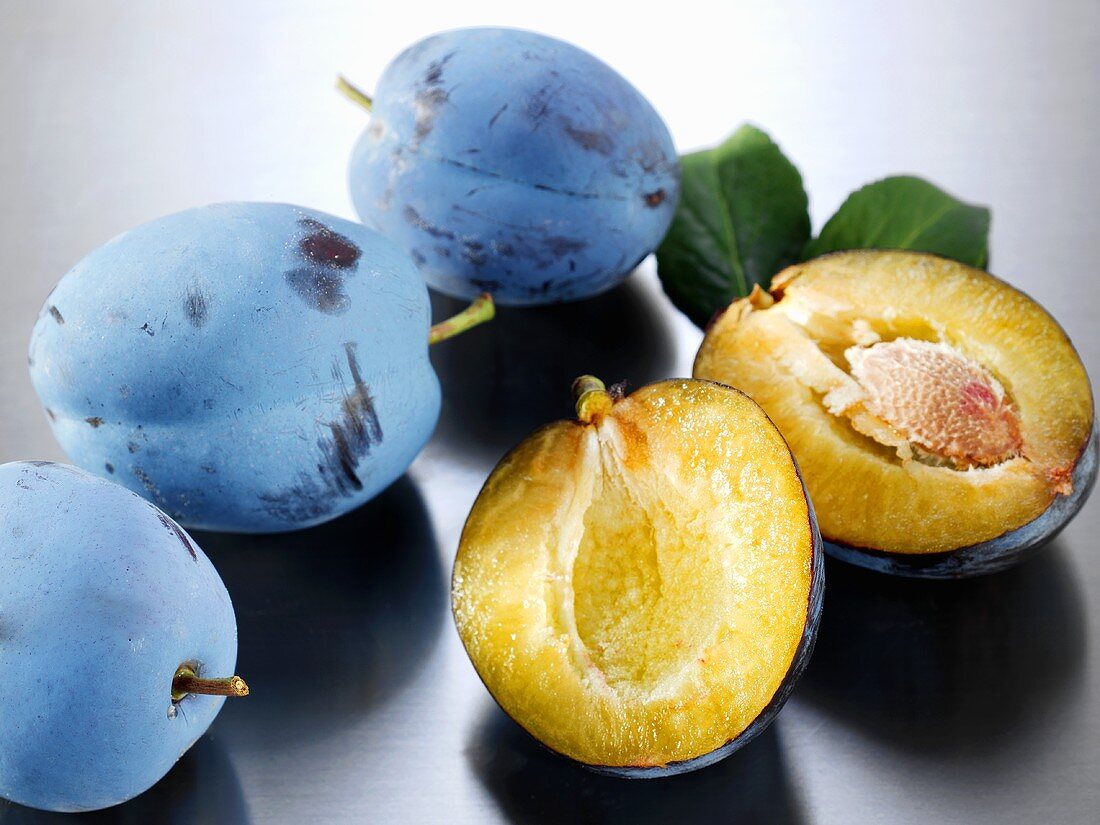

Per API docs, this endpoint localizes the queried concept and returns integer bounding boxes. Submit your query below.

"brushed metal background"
[1,1,1097,822]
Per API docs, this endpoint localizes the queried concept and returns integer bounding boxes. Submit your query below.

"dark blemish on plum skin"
[422,51,455,86]
[471,278,502,292]
[105,462,114,474]
[403,205,455,240]
[644,189,666,207]
[44,408,57,422]
[48,305,65,324]
[156,512,197,562]
[563,124,614,156]
[297,218,361,269]
[542,236,588,257]
[127,442,140,454]
[184,288,209,327]
[488,103,508,128]
[411,250,427,266]
[258,342,383,524]
[285,268,350,315]
[85,416,105,428]
[140,323,155,337]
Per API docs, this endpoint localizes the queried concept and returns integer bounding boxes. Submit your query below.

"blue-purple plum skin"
[0,461,237,812]
[28,202,441,533]
[825,422,1098,579]
[349,27,680,306]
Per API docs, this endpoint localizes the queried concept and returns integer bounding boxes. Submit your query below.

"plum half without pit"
[452,377,822,776]
[695,250,1096,578]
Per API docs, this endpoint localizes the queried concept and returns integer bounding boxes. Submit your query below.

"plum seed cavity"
[774,297,1023,470]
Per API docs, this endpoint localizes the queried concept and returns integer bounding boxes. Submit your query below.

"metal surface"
[1,1,1097,822]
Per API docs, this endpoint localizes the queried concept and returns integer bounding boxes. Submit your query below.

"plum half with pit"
[694,250,1096,577]
[452,377,822,775]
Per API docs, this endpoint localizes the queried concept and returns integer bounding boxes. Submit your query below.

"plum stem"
[573,375,613,424]
[172,665,250,701]
[336,75,373,113]
[428,294,495,345]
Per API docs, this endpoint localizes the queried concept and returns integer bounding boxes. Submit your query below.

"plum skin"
[349,27,680,306]
[825,422,1099,579]
[27,202,440,533]
[0,462,237,812]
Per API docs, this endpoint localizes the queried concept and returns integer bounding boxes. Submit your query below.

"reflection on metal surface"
[467,703,805,824]
[799,544,1087,755]
[429,275,677,462]
[197,475,446,751]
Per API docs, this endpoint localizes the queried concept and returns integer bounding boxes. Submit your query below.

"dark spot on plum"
[200,464,217,474]
[48,305,64,324]
[285,267,350,315]
[184,288,209,327]
[488,103,508,128]
[470,278,502,292]
[203,398,214,410]
[403,206,455,240]
[44,408,56,422]
[140,323,155,337]
[127,442,140,454]
[85,416,105,428]
[569,259,577,273]
[411,250,427,267]
[608,381,629,400]
[297,218,361,270]
[542,236,589,257]
[132,466,170,510]
[540,279,553,293]
[434,245,452,258]
[414,87,450,141]
[563,124,614,156]
[25,460,54,467]
[258,342,383,524]
[156,512,197,562]
[644,189,667,207]
[491,241,515,257]
[462,245,488,266]
[422,52,455,87]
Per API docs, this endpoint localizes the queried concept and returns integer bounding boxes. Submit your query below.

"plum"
[28,202,492,533]
[0,461,246,812]
[452,377,822,775]
[344,27,680,305]
[694,250,1097,577]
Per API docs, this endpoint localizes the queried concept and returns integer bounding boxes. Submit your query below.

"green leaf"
[656,125,810,327]
[804,175,991,267]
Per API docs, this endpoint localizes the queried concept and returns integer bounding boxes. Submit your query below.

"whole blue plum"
[0,461,243,812]
[28,202,460,533]
[347,27,680,305]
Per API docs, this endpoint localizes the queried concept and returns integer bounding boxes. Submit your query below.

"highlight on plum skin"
[452,376,822,776]
[0,461,246,813]
[694,249,1096,577]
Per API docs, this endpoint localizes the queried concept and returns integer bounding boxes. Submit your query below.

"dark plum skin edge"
[454,395,824,779]
[824,420,1098,579]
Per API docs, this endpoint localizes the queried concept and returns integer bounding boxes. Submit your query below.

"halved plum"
[695,250,1096,577]
[452,377,822,775]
